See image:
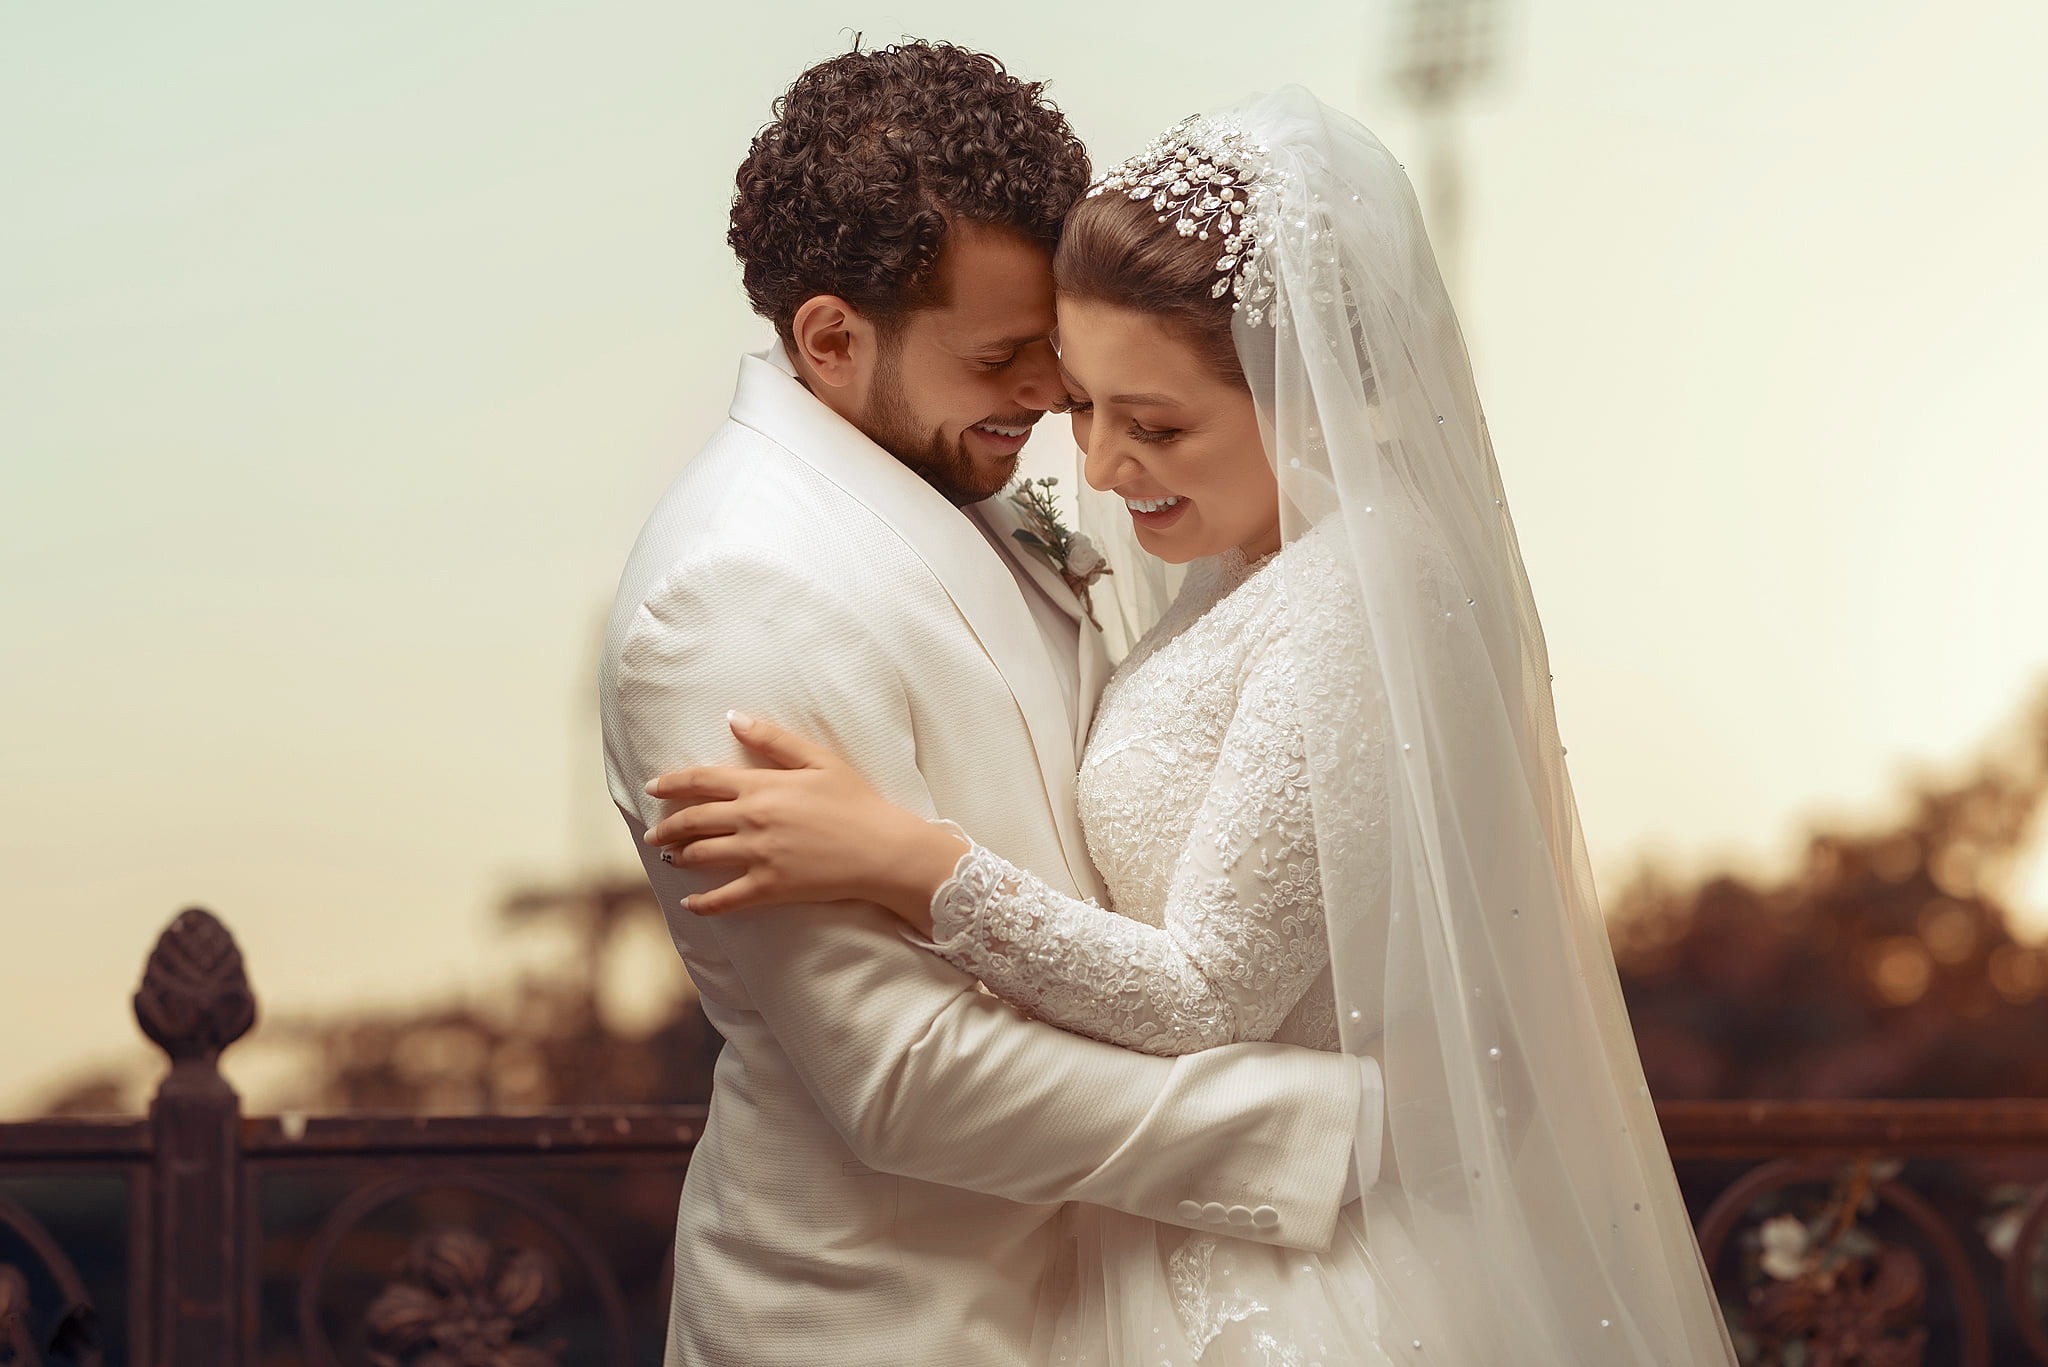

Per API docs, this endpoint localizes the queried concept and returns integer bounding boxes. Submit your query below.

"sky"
[4,0,2046,1115]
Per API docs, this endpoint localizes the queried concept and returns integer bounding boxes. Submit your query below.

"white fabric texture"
[928,533,1398,1364]
[1246,88,1736,1363]
[919,88,1736,1365]
[600,349,1365,1367]
[974,503,1084,738]
[929,537,1374,1059]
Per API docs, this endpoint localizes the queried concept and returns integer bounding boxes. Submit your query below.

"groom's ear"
[789,295,878,394]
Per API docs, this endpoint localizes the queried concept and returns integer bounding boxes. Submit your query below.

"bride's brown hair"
[1054,191,1246,388]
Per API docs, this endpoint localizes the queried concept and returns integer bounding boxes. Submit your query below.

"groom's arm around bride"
[596,41,1370,1367]
[601,352,1366,1365]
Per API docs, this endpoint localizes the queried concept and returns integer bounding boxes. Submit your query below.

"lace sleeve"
[928,622,1333,1056]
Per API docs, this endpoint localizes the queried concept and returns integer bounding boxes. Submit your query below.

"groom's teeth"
[975,423,1031,438]
[1125,495,1184,514]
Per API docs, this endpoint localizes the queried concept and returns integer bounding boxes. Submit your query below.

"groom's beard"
[864,354,1018,507]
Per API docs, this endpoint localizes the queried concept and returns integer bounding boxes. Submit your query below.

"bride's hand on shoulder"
[644,711,964,932]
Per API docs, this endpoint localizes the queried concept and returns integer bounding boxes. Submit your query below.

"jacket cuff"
[1339,1054,1386,1204]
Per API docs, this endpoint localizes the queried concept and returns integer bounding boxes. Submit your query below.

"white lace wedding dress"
[930,532,1404,1365]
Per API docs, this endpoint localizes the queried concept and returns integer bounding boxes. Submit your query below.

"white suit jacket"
[600,350,1362,1367]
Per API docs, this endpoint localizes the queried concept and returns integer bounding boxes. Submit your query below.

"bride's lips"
[967,418,1037,459]
[1125,494,1189,531]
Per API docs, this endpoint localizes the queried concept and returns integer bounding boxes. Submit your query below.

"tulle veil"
[1065,87,1737,1365]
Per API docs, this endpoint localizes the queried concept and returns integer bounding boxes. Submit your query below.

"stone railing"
[2,908,2045,1365]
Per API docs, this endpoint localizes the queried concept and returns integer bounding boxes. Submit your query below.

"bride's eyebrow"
[1110,392,1180,407]
[1056,364,1090,395]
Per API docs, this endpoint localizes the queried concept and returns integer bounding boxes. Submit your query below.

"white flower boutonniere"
[1007,476,1113,631]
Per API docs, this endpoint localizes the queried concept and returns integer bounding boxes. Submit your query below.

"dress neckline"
[1213,544,1283,593]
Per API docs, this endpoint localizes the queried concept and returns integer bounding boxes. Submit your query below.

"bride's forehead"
[1056,303,1205,387]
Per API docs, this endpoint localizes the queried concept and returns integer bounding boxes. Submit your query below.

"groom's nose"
[1009,338,1062,413]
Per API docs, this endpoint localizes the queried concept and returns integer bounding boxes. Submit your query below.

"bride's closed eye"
[1052,394,1093,415]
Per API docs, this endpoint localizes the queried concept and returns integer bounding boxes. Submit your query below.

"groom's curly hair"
[729,41,1090,344]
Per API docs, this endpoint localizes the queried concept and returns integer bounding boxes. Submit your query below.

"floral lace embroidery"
[927,535,1390,1058]
[1168,1234,1224,1350]
[1168,1230,1317,1365]
[928,533,1394,1360]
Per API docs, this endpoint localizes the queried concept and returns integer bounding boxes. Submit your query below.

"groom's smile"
[965,414,1041,462]
[850,219,1065,506]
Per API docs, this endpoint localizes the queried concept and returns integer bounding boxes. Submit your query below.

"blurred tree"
[1613,686,2048,1100]
[42,685,2048,1116]
[42,874,721,1116]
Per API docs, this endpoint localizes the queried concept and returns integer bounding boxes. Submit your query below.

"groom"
[601,42,1376,1367]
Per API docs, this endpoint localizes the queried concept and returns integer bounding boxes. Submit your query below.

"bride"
[645,87,1736,1365]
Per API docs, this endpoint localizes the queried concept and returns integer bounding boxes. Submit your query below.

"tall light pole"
[1387,0,1505,298]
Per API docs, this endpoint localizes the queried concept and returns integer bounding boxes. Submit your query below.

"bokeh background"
[5,0,2046,1117]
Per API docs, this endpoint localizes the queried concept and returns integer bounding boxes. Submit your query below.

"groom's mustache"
[973,412,1045,434]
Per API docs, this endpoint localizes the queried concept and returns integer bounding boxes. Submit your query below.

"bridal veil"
[1087,88,1737,1364]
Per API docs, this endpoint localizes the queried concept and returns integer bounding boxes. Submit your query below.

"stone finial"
[133,908,256,1064]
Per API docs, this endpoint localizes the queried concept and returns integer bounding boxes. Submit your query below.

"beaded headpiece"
[1086,115,1284,326]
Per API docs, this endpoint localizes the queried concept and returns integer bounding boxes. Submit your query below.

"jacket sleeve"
[611,543,1362,1250]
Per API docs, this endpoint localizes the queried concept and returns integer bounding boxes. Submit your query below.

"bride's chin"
[1136,536,1204,566]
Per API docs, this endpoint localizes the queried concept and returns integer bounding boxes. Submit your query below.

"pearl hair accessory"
[1087,115,1285,326]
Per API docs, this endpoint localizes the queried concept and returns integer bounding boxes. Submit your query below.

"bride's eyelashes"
[1049,391,1175,442]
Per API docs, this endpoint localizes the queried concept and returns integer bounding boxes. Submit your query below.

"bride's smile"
[1054,294,1281,563]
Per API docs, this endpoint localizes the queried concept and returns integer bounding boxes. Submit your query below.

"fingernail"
[728,709,754,731]
[643,779,658,795]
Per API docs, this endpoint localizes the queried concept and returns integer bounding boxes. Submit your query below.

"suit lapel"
[974,494,1111,753]
[729,350,1104,901]
[1076,614,1109,751]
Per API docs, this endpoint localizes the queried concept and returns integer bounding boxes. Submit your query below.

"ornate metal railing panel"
[247,1113,697,1366]
[1658,1102,2048,1366]
[2,908,2046,1365]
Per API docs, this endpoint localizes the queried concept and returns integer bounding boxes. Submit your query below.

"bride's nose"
[1082,428,1144,492]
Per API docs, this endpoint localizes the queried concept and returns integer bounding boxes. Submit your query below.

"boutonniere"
[1007,476,1112,631]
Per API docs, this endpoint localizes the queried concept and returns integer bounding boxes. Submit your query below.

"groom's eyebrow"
[975,332,1050,353]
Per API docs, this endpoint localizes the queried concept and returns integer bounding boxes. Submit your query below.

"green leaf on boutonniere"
[1012,529,1051,552]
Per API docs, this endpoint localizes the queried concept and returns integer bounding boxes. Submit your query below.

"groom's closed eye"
[971,333,1055,370]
